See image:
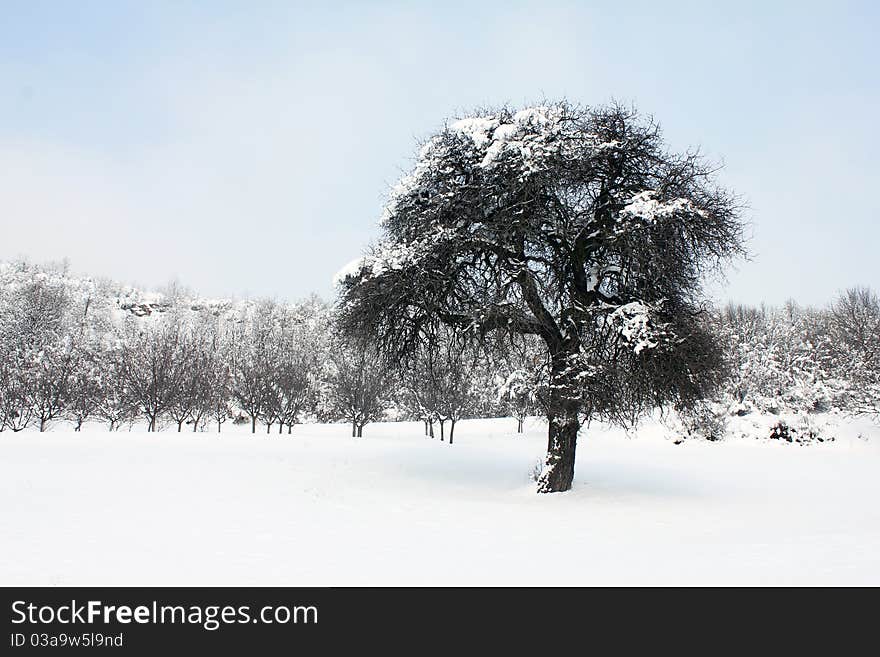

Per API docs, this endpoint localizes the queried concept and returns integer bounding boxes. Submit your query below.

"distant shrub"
[768,416,834,445]
[664,402,728,443]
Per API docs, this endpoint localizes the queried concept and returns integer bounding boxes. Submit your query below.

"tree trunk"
[537,413,579,493]
[357,424,363,437]
[439,419,445,442]
[177,420,183,432]
[251,416,256,433]
[449,420,455,445]
[218,419,222,433]
[279,422,283,434]
[40,418,46,432]
[517,418,523,433]
[288,424,292,434]
[424,419,429,436]
[428,420,434,438]
[536,353,582,493]
[352,421,357,437]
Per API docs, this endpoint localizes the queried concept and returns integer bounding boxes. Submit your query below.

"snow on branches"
[606,300,673,355]
[336,100,745,491]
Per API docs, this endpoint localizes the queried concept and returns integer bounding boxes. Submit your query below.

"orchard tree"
[398,326,476,443]
[272,310,324,434]
[0,350,33,432]
[165,317,224,433]
[336,102,744,492]
[118,320,190,432]
[207,360,233,433]
[827,286,880,414]
[230,301,277,433]
[0,269,74,431]
[399,348,443,438]
[495,335,546,433]
[204,328,233,433]
[25,339,75,432]
[94,345,135,432]
[326,336,388,437]
[65,342,103,431]
[497,368,541,435]
[425,328,477,444]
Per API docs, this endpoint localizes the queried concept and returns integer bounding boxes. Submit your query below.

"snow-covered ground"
[2,416,879,586]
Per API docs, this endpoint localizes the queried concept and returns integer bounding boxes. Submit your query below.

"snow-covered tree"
[497,369,540,434]
[161,312,235,433]
[336,102,744,492]
[0,350,33,432]
[92,339,136,432]
[270,303,327,434]
[826,287,880,415]
[28,337,80,432]
[204,327,234,433]
[326,336,388,437]
[65,343,104,431]
[713,301,841,417]
[399,326,479,443]
[229,301,278,433]
[494,335,546,433]
[118,320,191,432]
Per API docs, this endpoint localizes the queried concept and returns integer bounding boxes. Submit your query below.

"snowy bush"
[710,297,878,422]
[767,415,834,445]
[662,402,728,443]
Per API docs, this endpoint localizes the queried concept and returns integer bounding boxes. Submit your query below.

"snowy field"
[2,416,879,586]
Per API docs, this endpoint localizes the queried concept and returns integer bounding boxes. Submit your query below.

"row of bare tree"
[0,264,526,435]
[2,261,877,437]
[0,268,378,433]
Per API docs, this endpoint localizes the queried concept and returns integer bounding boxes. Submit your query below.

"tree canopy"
[337,101,745,492]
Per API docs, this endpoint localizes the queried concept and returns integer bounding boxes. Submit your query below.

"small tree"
[827,286,880,415]
[27,338,78,432]
[118,321,190,432]
[337,102,744,492]
[166,322,216,432]
[0,350,34,432]
[65,343,103,431]
[400,352,443,438]
[204,328,233,433]
[231,352,270,433]
[208,363,233,433]
[422,329,477,444]
[230,300,277,433]
[2,270,76,431]
[274,346,321,434]
[495,336,545,433]
[327,336,387,437]
[91,341,135,432]
[497,369,540,434]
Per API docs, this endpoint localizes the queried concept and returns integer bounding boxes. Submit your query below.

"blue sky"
[1,1,877,304]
